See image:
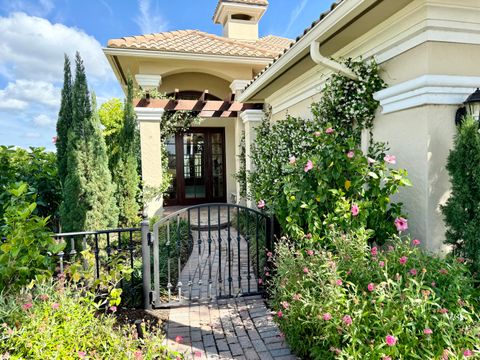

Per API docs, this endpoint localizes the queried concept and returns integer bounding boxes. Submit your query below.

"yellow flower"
[345,180,351,191]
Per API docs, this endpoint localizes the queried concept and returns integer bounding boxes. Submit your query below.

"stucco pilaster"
[135,107,165,218]
[240,109,264,208]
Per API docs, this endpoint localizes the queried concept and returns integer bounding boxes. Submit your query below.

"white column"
[240,109,264,208]
[135,107,165,218]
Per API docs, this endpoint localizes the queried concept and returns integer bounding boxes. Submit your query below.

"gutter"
[309,41,358,80]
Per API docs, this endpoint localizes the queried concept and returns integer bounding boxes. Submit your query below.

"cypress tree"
[60,52,118,232]
[113,77,141,227]
[442,116,480,274]
[56,55,73,185]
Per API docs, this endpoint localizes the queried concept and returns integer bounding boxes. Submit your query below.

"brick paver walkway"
[162,226,296,359]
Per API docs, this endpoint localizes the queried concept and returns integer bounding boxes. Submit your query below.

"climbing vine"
[311,58,385,143]
[233,132,247,200]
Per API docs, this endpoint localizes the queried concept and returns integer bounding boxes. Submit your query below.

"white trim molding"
[135,107,165,122]
[230,79,251,94]
[240,109,264,124]
[374,75,480,114]
[135,74,162,90]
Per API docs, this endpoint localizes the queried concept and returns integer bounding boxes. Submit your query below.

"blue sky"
[0,0,333,151]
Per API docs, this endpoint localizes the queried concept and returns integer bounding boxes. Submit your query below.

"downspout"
[309,41,358,80]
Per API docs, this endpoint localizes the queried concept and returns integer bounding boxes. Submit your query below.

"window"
[231,14,252,21]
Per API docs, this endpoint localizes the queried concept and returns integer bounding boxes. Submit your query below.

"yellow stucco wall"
[160,73,231,100]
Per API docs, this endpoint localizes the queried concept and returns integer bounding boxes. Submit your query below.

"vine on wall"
[233,131,247,200]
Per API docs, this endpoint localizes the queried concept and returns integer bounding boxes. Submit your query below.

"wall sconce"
[456,88,480,126]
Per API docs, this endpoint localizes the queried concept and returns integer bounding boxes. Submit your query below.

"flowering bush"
[270,232,480,359]
[264,128,411,245]
[0,281,181,359]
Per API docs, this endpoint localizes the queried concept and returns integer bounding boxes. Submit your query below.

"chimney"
[213,0,268,41]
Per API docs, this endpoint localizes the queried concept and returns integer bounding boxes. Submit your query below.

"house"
[104,0,291,213]
[105,0,480,252]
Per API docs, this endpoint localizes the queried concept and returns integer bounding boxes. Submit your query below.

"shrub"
[270,232,480,359]
[258,127,410,246]
[0,281,182,359]
[0,146,61,230]
[0,183,64,293]
[442,116,480,275]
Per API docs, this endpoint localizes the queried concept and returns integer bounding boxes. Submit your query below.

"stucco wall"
[160,73,231,100]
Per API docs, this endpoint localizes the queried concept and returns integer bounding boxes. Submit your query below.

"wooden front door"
[164,128,227,206]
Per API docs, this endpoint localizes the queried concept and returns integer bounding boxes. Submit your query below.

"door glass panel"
[165,135,177,201]
[211,132,224,198]
[183,133,206,199]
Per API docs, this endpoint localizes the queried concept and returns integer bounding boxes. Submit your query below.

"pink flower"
[424,328,433,335]
[347,151,355,159]
[367,157,376,164]
[277,310,283,318]
[292,293,301,301]
[385,335,397,346]
[384,155,397,165]
[281,301,290,310]
[51,303,60,310]
[382,356,392,360]
[457,257,465,263]
[388,245,394,252]
[371,247,378,257]
[336,279,343,286]
[109,306,117,313]
[52,136,58,145]
[22,303,33,311]
[304,160,313,172]
[464,350,473,357]
[78,351,86,359]
[351,204,359,217]
[134,350,143,360]
[194,351,202,358]
[303,267,309,274]
[39,294,49,301]
[342,315,352,326]
[325,127,334,134]
[266,251,273,258]
[399,256,408,265]
[394,217,408,232]
[306,250,314,256]
[367,283,375,292]
[289,156,296,164]
[412,239,421,246]
[257,200,265,209]
[323,313,332,321]
[258,279,263,285]
[265,271,270,277]
[314,131,321,136]
[379,261,385,267]
[305,233,312,239]
[439,308,449,314]
[431,281,436,287]
[410,268,417,276]
[175,336,184,343]
[439,268,448,275]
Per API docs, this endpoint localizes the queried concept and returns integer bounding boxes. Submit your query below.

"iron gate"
[141,204,273,309]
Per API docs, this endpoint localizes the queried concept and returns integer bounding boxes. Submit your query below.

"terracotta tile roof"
[243,0,344,91]
[107,30,292,59]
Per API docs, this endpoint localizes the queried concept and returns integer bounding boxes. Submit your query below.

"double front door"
[164,128,226,206]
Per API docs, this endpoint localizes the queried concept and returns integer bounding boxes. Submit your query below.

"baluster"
[176,215,182,301]
[188,209,193,301]
[197,207,202,300]
[69,236,76,263]
[94,233,100,279]
[256,214,260,292]
[218,205,222,297]
[227,207,232,297]
[207,205,212,300]
[237,206,241,294]
[246,209,251,293]
[167,221,172,302]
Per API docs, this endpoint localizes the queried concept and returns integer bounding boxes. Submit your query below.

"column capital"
[135,107,165,122]
[240,109,264,124]
[135,74,162,90]
[230,79,250,94]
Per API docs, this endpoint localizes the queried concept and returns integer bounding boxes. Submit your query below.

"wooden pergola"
[134,90,263,118]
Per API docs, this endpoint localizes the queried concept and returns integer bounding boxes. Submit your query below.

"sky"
[0,0,333,151]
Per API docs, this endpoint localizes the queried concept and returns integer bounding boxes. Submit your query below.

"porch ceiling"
[134,98,263,118]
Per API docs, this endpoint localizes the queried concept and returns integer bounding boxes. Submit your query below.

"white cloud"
[33,114,56,128]
[0,80,60,110]
[135,0,168,34]
[284,0,310,37]
[0,12,112,82]
[3,0,54,17]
